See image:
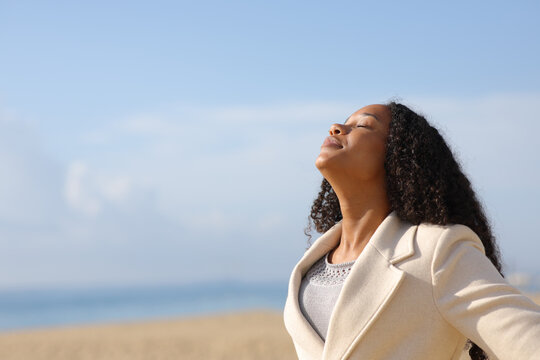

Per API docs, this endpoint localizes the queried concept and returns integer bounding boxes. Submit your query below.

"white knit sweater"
[298,252,355,341]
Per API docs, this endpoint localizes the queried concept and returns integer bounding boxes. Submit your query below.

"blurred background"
[0,0,539,358]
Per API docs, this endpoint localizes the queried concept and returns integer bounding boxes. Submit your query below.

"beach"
[0,310,295,360]
[1,294,539,360]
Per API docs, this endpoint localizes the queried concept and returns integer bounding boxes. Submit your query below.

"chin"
[315,155,326,170]
[315,155,335,173]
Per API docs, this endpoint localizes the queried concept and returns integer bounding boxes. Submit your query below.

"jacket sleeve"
[431,224,540,360]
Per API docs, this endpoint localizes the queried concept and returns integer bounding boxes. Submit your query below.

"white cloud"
[0,114,64,225]
[64,161,134,216]
[64,161,101,216]
[98,175,132,203]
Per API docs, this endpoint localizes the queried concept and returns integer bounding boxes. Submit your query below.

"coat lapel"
[283,210,418,360]
[283,221,343,358]
[323,211,418,360]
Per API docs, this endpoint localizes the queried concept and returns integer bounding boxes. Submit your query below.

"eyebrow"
[344,112,380,125]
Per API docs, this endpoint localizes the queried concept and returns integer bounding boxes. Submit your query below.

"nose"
[329,123,346,135]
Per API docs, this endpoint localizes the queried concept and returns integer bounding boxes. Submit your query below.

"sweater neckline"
[324,252,356,268]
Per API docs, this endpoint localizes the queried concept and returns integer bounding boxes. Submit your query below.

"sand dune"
[1,294,539,360]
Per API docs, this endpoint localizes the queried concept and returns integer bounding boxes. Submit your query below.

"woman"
[283,102,540,360]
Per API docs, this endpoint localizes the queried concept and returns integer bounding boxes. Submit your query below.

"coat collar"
[284,210,418,360]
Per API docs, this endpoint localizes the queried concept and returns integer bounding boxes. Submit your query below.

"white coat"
[283,211,540,359]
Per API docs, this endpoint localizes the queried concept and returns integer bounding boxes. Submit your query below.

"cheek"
[349,140,387,175]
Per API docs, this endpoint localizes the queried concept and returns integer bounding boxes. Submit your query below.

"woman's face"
[315,104,392,182]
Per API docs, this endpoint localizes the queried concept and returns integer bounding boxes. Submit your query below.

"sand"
[1,294,539,360]
[0,310,296,360]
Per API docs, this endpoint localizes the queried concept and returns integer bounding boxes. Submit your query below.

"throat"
[327,242,368,264]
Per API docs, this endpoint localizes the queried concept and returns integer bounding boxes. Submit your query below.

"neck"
[326,176,390,262]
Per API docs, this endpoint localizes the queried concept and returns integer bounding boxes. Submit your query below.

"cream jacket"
[283,211,540,360]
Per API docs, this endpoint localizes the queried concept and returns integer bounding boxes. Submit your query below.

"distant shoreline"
[1,290,538,334]
[0,281,288,332]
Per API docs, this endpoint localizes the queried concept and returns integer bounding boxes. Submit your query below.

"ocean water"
[2,277,536,333]
[0,281,288,332]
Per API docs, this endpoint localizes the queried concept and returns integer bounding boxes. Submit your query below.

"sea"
[0,281,288,332]
[1,277,537,333]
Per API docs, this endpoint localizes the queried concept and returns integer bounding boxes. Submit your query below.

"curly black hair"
[304,101,503,360]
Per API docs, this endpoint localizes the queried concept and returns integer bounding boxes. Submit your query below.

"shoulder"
[413,221,487,263]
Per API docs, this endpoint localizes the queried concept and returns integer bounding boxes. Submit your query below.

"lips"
[321,136,343,148]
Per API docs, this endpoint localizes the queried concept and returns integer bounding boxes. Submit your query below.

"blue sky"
[1,0,539,288]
